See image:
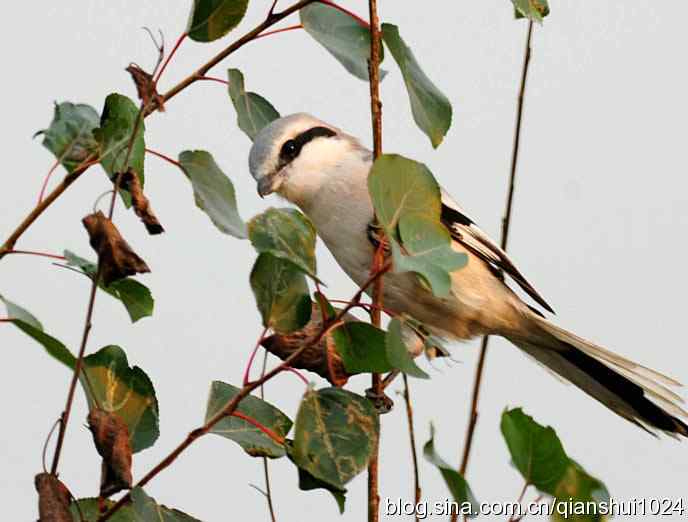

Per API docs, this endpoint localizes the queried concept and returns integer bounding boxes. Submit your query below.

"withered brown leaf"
[126,63,165,112]
[87,409,133,497]
[120,168,164,235]
[82,211,150,286]
[35,472,74,522]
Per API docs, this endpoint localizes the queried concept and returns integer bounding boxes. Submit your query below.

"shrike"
[249,113,687,437]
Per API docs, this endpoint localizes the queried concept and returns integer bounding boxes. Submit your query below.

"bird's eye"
[280,139,298,159]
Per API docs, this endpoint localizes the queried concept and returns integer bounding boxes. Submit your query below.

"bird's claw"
[365,388,394,414]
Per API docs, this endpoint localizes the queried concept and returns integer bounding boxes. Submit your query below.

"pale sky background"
[2,1,687,521]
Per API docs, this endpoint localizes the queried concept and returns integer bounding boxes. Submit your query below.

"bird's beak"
[257,175,277,198]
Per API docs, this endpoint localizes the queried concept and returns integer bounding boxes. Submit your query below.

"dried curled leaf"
[82,211,150,286]
[35,473,74,522]
[87,408,133,497]
[120,168,164,235]
[126,63,165,111]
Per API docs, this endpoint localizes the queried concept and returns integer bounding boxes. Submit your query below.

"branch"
[457,19,535,490]
[97,263,390,522]
[260,351,277,522]
[402,375,422,522]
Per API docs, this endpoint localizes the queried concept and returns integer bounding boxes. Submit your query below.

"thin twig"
[319,0,369,27]
[507,482,530,522]
[260,351,277,522]
[3,250,65,261]
[153,32,187,85]
[243,327,269,386]
[456,19,535,494]
[367,1,383,521]
[197,76,230,86]
[254,23,303,40]
[402,375,422,522]
[98,263,391,522]
[145,148,182,168]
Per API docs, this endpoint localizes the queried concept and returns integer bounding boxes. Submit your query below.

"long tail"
[507,313,688,437]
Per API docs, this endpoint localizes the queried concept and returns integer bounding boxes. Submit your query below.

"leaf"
[295,460,347,514]
[368,154,467,296]
[87,408,133,497]
[36,101,99,172]
[250,253,312,334]
[206,381,292,458]
[330,322,393,374]
[248,208,319,280]
[300,3,386,81]
[35,473,73,522]
[386,318,429,378]
[423,424,479,517]
[187,0,250,42]
[291,387,379,489]
[381,24,452,148]
[82,346,159,453]
[95,93,145,206]
[178,150,247,238]
[82,211,150,286]
[513,0,550,22]
[551,461,610,522]
[0,294,76,367]
[71,488,202,521]
[227,69,280,141]
[120,168,164,234]
[500,408,570,495]
[64,250,154,323]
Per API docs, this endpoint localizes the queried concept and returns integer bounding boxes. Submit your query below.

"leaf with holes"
[386,318,429,379]
[227,69,280,141]
[187,0,250,42]
[290,387,379,489]
[382,24,452,148]
[94,93,145,206]
[64,250,154,323]
[300,3,386,81]
[206,381,292,458]
[36,101,99,172]
[248,207,319,281]
[0,294,76,368]
[424,424,479,517]
[82,346,159,453]
[71,488,202,521]
[512,0,550,22]
[250,253,312,334]
[368,154,466,296]
[500,408,570,495]
[330,322,393,374]
[178,150,247,238]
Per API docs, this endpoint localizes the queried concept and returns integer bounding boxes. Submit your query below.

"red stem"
[0,318,11,322]
[144,148,182,168]
[197,76,230,86]
[231,411,285,445]
[244,328,269,386]
[284,366,309,385]
[37,159,61,204]
[154,32,188,85]
[255,24,304,40]
[318,0,369,27]
[4,250,65,261]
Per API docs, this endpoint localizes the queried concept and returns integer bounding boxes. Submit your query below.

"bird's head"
[249,113,367,207]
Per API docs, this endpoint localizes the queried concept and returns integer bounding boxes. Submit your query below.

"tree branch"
[457,19,535,490]
[402,374,422,522]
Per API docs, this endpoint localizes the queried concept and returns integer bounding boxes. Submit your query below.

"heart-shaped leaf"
[227,69,280,141]
[381,24,452,148]
[187,0,250,42]
[290,387,379,489]
[206,381,292,458]
[300,3,386,81]
[178,150,247,238]
[36,101,99,172]
[248,208,319,281]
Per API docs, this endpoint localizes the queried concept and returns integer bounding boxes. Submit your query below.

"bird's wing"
[440,188,555,314]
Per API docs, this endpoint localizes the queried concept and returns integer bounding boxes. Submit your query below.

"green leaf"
[386,318,429,378]
[368,154,467,296]
[64,250,154,323]
[295,462,347,514]
[95,93,145,206]
[71,488,202,521]
[178,150,247,238]
[0,294,76,367]
[381,23,452,148]
[248,208,319,280]
[36,102,99,172]
[82,346,159,453]
[291,387,379,489]
[513,0,550,22]
[423,424,479,517]
[187,0,250,42]
[227,69,280,141]
[250,253,312,334]
[206,381,292,458]
[330,322,392,374]
[500,408,570,495]
[551,461,610,522]
[300,3,386,81]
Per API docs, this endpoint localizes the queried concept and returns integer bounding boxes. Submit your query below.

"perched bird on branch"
[248,113,687,437]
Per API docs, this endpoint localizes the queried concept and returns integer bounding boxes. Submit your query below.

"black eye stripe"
[278,126,336,164]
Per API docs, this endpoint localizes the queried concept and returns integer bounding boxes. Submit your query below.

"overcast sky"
[2,1,687,521]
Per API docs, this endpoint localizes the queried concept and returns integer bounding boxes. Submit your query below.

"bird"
[248,112,688,437]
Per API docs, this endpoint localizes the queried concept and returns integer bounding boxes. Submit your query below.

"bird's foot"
[365,388,394,414]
